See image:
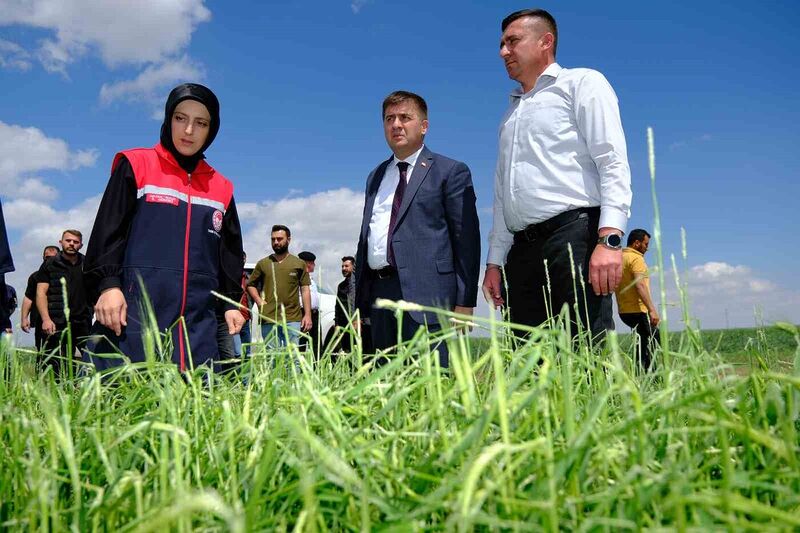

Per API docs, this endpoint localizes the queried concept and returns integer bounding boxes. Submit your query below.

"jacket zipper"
[178,172,192,371]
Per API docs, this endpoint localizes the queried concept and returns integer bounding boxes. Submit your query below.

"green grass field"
[1,306,798,531]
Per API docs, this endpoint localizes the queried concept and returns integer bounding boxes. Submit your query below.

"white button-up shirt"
[367,145,424,270]
[299,277,319,310]
[487,63,632,266]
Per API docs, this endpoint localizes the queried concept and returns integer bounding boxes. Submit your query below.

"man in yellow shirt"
[615,229,660,371]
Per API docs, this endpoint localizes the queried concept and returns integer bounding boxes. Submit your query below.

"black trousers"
[34,326,46,351]
[327,320,352,355]
[505,208,613,341]
[41,319,90,380]
[369,271,448,368]
[299,309,320,359]
[619,312,660,371]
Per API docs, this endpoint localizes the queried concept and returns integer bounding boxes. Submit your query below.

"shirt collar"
[510,62,563,97]
[392,144,424,169]
[624,246,644,257]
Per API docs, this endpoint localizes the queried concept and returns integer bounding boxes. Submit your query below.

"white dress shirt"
[367,145,424,270]
[487,63,632,266]
[299,277,319,310]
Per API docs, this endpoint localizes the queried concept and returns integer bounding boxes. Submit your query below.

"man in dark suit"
[0,199,14,335]
[355,90,480,367]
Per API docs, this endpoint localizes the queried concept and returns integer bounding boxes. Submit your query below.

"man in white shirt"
[482,9,632,340]
[354,91,481,367]
[298,250,321,358]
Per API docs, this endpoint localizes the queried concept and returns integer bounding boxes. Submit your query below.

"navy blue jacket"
[85,145,243,371]
[355,146,481,324]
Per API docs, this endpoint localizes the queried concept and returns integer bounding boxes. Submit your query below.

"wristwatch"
[597,234,623,250]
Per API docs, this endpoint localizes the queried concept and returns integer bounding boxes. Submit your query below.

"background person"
[84,83,245,373]
[35,230,92,378]
[234,252,252,358]
[1,283,15,335]
[297,251,321,358]
[354,91,481,368]
[615,229,660,371]
[0,199,14,338]
[330,255,357,353]
[20,245,59,349]
[247,225,311,347]
[483,9,632,341]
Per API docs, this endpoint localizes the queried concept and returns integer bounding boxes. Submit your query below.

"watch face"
[607,234,622,247]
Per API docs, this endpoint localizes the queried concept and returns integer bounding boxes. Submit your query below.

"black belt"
[371,266,397,279]
[513,207,599,245]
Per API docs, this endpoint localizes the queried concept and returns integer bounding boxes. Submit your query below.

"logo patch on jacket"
[212,210,223,232]
[146,193,179,206]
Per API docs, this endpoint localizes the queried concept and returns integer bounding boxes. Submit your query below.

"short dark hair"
[271,224,291,238]
[382,90,428,119]
[341,256,355,264]
[501,8,558,58]
[62,229,83,240]
[627,229,651,247]
[42,245,59,259]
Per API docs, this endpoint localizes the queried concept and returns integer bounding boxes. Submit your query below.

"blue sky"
[1,0,799,335]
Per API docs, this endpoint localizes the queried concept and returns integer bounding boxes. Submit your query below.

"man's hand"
[301,313,312,332]
[451,305,475,332]
[649,308,660,327]
[224,309,245,335]
[3,328,11,335]
[42,318,57,335]
[589,246,622,296]
[481,266,505,309]
[21,316,31,333]
[95,287,127,336]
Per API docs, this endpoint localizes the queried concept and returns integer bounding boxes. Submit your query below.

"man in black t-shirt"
[36,230,92,378]
[20,246,59,349]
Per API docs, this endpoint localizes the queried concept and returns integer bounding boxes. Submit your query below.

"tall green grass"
[1,310,799,531]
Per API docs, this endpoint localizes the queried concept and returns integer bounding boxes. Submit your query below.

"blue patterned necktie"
[386,161,409,267]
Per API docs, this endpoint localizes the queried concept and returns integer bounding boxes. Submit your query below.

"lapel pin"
[421,162,427,167]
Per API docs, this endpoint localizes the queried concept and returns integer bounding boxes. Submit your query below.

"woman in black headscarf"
[85,83,244,372]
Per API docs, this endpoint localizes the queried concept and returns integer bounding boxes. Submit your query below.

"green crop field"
[1,304,799,531]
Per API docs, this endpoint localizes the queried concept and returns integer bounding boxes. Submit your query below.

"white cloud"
[0,0,211,73]
[669,133,713,151]
[10,177,59,203]
[99,56,205,109]
[648,260,799,330]
[0,120,98,200]
[685,261,778,295]
[351,0,370,13]
[0,38,32,70]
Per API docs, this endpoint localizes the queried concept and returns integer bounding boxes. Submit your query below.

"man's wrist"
[598,227,623,237]
[486,264,501,271]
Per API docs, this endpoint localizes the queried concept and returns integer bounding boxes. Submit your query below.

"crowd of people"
[0,9,662,378]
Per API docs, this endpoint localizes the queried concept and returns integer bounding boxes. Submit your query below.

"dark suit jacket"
[355,146,480,324]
